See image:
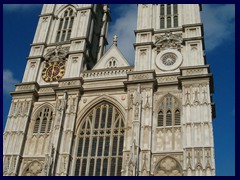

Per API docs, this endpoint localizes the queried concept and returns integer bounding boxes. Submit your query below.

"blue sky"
[3,4,235,176]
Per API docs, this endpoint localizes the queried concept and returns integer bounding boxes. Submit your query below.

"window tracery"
[74,102,124,176]
[56,7,75,42]
[157,94,181,127]
[160,4,178,29]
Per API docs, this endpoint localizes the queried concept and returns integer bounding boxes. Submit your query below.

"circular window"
[156,49,182,71]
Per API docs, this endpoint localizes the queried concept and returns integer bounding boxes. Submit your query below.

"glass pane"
[69,9,73,16]
[66,30,71,41]
[101,107,106,128]
[58,19,63,30]
[104,136,110,156]
[174,16,178,27]
[167,4,171,15]
[112,136,118,156]
[64,18,69,29]
[64,10,68,17]
[173,4,178,14]
[95,108,100,128]
[77,138,83,156]
[81,159,87,176]
[61,31,66,42]
[102,159,108,176]
[107,106,113,128]
[110,158,116,176]
[158,111,164,126]
[119,136,124,156]
[91,137,97,156]
[95,159,101,176]
[33,118,40,133]
[160,18,164,29]
[74,159,80,176]
[160,5,164,16]
[175,110,181,125]
[98,137,103,156]
[89,159,95,176]
[166,111,172,126]
[83,138,89,157]
[167,17,171,28]
[117,157,122,176]
[69,17,74,29]
[40,117,47,133]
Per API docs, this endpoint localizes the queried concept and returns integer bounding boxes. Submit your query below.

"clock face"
[42,61,65,82]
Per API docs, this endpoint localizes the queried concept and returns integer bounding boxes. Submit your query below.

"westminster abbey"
[3,4,216,176]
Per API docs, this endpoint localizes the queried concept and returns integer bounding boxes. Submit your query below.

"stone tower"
[3,4,216,176]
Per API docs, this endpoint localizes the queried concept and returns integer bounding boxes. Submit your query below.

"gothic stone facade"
[3,4,216,176]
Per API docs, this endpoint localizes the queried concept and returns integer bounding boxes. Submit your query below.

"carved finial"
[113,35,118,46]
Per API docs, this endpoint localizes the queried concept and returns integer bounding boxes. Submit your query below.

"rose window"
[161,53,177,66]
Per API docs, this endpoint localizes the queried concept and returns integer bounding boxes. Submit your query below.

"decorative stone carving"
[157,76,178,83]
[155,32,183,51]
[129,73,153,81]
[68,96,76,113]
[82,68,132,79]
[44,45,69,62]
[24,161,43,176]
[154,157,183,176]
[39,87,54,93]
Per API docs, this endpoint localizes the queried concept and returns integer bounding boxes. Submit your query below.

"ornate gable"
[92,44,130,70]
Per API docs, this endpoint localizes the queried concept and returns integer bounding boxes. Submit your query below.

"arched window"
[33,107,53,134]
[159,4,179,29]
[157,94,181,127]
[107,58,118,68]
[56,8,75,42]
[74,102,124,176]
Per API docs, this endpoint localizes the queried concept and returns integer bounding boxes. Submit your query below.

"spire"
[113,35,118,46]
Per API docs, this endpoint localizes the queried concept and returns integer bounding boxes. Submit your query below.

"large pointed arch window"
[157,94,181,127]
[74,101,124,176]
[56,7,75,42]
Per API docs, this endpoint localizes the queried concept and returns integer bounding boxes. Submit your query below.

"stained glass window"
[75,102,125,176]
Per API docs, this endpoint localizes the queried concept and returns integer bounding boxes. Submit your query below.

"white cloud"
[201,4,235,51]
[3,70,19,94]
[3,4,42,12]
[107,5,137,65]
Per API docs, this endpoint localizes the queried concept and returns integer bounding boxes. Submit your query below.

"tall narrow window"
[167,4,171,15]
[167,17,171,28]
[159,4,178,29]
[33,107,53,134]
[174,109,181,125]
[56,7,75,42]
[157,94,181,128]
[158,111,164,126]
[74,102,125,176]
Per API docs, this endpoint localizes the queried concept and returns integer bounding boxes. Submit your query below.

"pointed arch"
[156,93,181,127]
[31,103,54,134]
[54,4,78,18]
[21,160,43,176]
[76,95,126,132]
[154,156,183,176]
[73,97,125,176]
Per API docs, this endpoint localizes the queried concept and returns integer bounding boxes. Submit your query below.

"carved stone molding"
[155,32,183,51]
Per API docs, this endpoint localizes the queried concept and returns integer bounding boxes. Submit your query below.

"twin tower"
[3,4,216,176]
